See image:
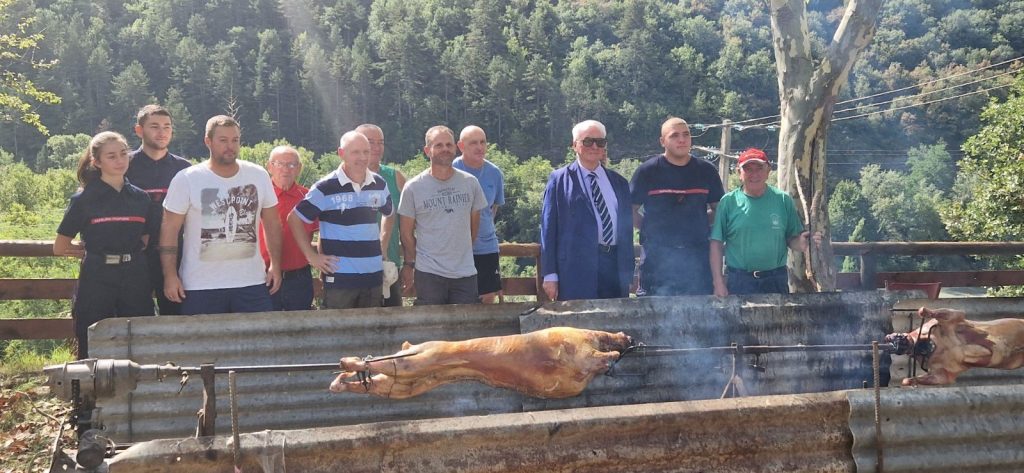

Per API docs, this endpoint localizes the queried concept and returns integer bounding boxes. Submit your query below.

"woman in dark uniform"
[54,131,159,358]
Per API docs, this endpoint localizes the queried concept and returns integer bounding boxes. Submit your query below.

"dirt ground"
[0,374,74,473]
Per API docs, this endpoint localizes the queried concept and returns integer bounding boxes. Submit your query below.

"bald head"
[457,125,487,167]
[356,124,385,168]
[340,131,369,150]
[338,131,371,176]
[659,117,692,161]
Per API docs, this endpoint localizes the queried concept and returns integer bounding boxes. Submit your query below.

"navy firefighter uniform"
[126,148,191,315]
[57,177,159,358]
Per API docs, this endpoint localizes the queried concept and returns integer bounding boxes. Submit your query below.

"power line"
[830,67,1021,117]
[695,54,1024,129]
[831,82,1014,122]
[835,55,1024,106]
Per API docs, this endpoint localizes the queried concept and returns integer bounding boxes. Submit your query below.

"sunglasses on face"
[579,137,608,148]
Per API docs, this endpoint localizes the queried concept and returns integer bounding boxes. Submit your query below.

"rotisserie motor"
[887,307,1024,386]
[329,327,633,399]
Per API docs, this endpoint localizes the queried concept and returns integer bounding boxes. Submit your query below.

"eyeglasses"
[271,161,301,169]
[368,140,385,146]
[579,137,608,148]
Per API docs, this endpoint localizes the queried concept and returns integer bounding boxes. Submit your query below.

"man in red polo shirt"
[259,146,318,310]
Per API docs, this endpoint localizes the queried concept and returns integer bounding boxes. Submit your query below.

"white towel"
[382,261,398,299]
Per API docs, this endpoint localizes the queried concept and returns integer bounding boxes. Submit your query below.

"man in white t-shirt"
[158,115,283,315]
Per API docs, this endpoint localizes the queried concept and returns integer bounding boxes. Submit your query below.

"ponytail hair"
[76,131,129,186]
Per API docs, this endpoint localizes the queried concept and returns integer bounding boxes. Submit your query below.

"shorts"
[473,252,502,295]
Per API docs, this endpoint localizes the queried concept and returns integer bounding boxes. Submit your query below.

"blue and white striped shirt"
[293,168,392,289]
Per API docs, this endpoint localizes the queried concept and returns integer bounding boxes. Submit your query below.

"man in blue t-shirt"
[630,117,725,296]
[453,125,505,303]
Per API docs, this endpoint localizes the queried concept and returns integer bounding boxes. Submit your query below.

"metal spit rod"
[624,343,892,357]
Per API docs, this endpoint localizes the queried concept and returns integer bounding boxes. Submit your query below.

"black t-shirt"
[57,178,159,254]
[630,154,725,246]
[126,148,191,244]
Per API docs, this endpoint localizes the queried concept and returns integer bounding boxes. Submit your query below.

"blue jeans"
[272,266,313,311]
[181,284,274,315]
[726,266,789,295]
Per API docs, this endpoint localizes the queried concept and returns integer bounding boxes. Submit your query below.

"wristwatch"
[403,261,415,268]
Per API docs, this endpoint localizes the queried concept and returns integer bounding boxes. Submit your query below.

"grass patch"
[1,340,74,377]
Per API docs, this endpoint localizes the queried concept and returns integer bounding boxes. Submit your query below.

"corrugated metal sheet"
[90,292,1024,445]
[90,303,525,442]
[889,297,1024,386]
[849,384,1024,473]
[520,291,893,411]
[108,390,855,473]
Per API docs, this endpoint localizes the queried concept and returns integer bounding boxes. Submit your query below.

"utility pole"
[718,119,732,191]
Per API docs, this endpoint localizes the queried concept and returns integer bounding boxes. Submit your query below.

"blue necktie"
[588,172,614,245]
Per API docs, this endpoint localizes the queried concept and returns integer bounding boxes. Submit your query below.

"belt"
[283,265,311,277]
[728,266,786,279]
[99,252,138,265]
[598,244,617,253]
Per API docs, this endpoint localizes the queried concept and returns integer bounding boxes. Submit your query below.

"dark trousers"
[383,280,402,307]
[272,266,314,311]
[640,244,713,296]
[726,266,790,295]
[180,284,274,315]
[74,254,154,359]
[414,270,479,305]
[323,285,383,309]
[596,246,621,299]
[145,247,181,315]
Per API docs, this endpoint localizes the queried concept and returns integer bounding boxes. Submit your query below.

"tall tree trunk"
[769,0,884,292]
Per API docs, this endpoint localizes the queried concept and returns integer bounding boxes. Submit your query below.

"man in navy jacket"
[540,120,634,301]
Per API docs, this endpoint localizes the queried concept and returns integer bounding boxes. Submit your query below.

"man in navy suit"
[540,120,634,301]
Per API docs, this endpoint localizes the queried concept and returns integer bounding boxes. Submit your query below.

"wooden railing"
[2,240,1023,340]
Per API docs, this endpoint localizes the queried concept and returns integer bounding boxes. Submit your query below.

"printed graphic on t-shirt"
[421,186,472,214]
[199,184,259,261]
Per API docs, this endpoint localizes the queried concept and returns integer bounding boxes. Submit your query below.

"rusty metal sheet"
[889,297,1024,387]
[107,390,855,473]
[520,291,894,411]
[849,384,1024,473]
[89,303,525,443]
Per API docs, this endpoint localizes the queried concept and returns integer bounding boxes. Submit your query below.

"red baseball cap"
[737,148,769,167]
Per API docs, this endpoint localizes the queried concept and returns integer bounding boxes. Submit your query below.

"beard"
[430,151,455,167]
[213,152,237,166]
[143,137,169,151]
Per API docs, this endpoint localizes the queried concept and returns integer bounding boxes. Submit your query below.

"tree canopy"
[0,0,1020,173]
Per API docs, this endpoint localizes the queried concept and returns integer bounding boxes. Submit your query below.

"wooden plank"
[0,318,73,340]
[0,279,76,300]
[503,277,539,296]
[497,243,540,258]
[874,270,1024,287]
[0,240,60,257]
[832,241,1024,255]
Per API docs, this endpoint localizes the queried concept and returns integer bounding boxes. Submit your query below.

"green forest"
[2,0,1024,341]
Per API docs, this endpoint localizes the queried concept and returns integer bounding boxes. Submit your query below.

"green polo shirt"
[710,185,803,271]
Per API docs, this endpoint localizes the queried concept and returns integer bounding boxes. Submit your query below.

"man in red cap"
[709,148,818,296]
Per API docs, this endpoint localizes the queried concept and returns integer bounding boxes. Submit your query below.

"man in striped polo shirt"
[288,131,394,309]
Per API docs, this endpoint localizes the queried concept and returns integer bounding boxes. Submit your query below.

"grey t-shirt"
[398,168,488,278]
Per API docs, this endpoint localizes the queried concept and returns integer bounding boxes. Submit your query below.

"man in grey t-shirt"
[398,125,488,305]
